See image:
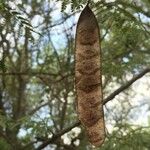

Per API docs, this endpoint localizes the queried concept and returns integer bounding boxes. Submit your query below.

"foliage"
[57,0,87,11]
[101,124,150,150]
[0,0,150,150]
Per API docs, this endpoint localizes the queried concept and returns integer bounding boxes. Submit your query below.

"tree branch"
[103,68,150,104]
[36,68,150,150]
[28,102,49,116]
[0,72,57,76]
[36,121,80,150]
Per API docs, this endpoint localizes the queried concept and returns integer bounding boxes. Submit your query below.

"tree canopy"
[0,0,150,150]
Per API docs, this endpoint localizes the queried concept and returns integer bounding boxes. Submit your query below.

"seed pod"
[75,5,105,147]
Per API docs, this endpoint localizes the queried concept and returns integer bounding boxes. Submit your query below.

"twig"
[28,102,49,116]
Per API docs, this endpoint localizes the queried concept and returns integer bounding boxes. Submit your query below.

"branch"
[28,102,49,116]
[0,72,57,76]
[36,121,80,150]
[0,130,14,147]
[0,72,73,84]
[103,68,150,104]
[118,1,150,18]
[36,68,150,150]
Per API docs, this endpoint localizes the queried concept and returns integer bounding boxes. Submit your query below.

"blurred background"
[0,0,150,149]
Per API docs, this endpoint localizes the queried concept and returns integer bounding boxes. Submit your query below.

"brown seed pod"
[75,5,105,147]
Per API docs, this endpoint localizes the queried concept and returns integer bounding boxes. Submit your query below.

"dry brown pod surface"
[75,5,106,147]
